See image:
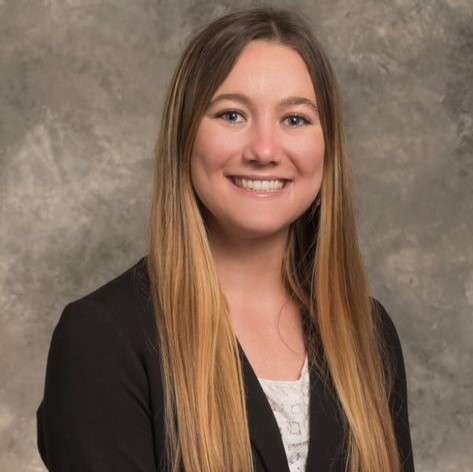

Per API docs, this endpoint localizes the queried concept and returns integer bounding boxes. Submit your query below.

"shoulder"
[370,298,410,403]
[43,257,161,414]
[53,257,157,359]
[38,258,164,470]
[370,303,415,470]
[371,298,403,352]
[370,298,405,373]
[75,256,151,315]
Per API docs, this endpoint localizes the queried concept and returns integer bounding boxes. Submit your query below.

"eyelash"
[216,110,312,127]
[217,110,245,123]
[284,114,311,127]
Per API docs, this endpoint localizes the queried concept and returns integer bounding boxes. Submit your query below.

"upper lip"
[227,174,290,181]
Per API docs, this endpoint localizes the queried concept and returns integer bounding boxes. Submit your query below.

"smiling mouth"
[231,177,287,192]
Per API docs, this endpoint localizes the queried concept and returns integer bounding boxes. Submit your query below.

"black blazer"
[37,259,415,471]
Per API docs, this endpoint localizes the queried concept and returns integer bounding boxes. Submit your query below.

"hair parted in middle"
[148,7,400,472]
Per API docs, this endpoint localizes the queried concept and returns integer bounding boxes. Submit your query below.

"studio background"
[1,0,471,471]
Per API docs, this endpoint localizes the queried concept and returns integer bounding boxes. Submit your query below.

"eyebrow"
[208,93,318,113]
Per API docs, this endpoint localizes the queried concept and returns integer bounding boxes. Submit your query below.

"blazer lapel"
[241,345,348,472]
[240,348,290,472]
[305,363,348,471]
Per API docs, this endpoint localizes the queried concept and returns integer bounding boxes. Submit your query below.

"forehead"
[212,40,316,101]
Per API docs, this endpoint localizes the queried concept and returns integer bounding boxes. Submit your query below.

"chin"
[203,209,301,243]
[224,220,291,241]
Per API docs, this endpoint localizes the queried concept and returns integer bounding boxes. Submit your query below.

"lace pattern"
[258,357,310,472]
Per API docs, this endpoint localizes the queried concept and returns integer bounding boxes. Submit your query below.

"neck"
[208,226,289,303]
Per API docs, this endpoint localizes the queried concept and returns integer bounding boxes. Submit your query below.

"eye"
[284,114,310,127]
[217,110,244,123]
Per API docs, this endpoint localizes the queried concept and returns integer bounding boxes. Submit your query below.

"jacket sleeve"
[374,299,415,472]
[37,298,158,471]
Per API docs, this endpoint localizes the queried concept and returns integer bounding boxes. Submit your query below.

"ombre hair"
[148,7,400,472]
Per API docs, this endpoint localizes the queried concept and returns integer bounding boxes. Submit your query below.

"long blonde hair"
[148,7,400,472]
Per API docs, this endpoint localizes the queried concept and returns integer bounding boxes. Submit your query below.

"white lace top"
[258,357,310,472]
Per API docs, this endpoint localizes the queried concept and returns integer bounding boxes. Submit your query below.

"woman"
[37,7,414,472]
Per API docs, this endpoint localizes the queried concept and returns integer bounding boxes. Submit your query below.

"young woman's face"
[190,40,325,241]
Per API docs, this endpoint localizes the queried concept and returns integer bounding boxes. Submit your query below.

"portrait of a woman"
[37,7,414,472]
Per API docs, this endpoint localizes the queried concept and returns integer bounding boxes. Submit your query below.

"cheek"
[190,149,208,204]
[293,132,325,178]
[191,119,240,173]
[190,126,231,202]
[191,130,213,175]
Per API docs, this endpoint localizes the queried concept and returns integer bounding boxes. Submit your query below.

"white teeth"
[233,178,285,192]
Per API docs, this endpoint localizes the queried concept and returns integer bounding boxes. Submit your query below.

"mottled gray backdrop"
[1,0,472,470]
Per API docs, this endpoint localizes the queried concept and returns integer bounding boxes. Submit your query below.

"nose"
[242,122,281,165]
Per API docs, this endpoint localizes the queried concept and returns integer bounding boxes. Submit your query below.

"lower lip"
[227,178,291,198]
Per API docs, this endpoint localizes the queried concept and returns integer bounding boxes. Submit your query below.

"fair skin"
[191,40,325,380]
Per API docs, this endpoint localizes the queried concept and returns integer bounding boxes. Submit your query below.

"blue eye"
[219,111,244,123]
[285,114,309,127]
